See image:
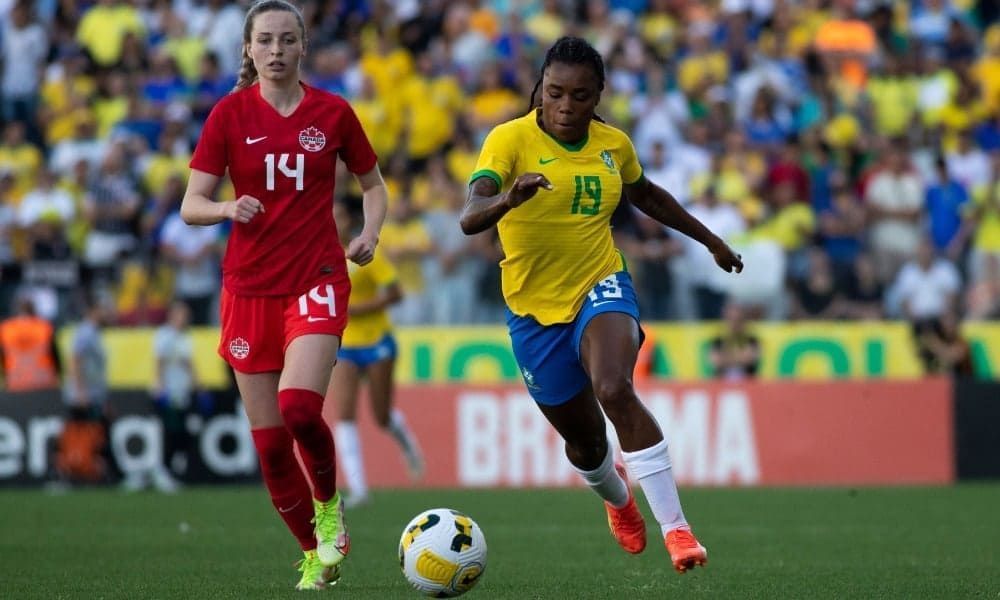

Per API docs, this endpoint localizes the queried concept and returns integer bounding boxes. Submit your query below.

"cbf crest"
[599,150,616,172]
[299,126,326,152]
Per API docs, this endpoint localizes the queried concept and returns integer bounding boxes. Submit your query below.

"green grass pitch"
[1,484,998,598]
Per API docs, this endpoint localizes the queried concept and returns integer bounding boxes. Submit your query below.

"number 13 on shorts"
[298,284,337,319]
[587,274,623,304]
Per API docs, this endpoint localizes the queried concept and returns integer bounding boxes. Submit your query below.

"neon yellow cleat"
[295,549,340,590]
[313,493,350,568]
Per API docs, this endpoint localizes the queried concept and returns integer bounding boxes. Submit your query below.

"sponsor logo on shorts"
[521,367,540,390]
[229,337,250,360]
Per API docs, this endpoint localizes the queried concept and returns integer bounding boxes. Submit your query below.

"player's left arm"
[623,177,744,273]
[347,165,388,266]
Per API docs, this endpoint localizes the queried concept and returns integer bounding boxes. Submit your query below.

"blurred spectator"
[891,237,961,325]
[966,152,1000,285]
[917,311,974,377]
[75,0,146,69]
[630,66,689,159]
[420,158,483,324]
[965,253,1000,319]
[681,184,744,319]
[612,201,682,321]
[64,296,109,413]
[1,0,49,145]
[790,246,841,320]
[382,192,433,325]
[708,303,761,381]
[0,121,42,202]
[158,180,221,326]
[81,143,140,270]
[842,252,885,320]
[946,128,991,190]
[148,300,202,492]
[17,168,75,232]
[864,141,925,283]
[927,155,970,262]
[0,295,60,391]
[818,185,865,281]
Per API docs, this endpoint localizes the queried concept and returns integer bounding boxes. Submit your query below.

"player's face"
[540,62,600,144]
[247,10,304,84]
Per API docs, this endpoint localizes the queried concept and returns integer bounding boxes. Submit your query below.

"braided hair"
[234,0,306,92]
[528,36,606,121]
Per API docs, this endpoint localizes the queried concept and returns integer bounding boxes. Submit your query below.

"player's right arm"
[181,169,264,225]
[460,173,552,235]
[460,123,551,235]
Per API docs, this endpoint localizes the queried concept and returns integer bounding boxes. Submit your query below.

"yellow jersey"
[342,252,398,348]
[470,111,643,325]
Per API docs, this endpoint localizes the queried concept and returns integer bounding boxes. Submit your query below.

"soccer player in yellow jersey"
[462,37,743,574]
[328,201,424,508]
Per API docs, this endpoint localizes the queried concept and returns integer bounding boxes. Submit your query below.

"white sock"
[622,439,688,536]
[387,409,421,460]
[334,421,367,498]
[573,442,629,508]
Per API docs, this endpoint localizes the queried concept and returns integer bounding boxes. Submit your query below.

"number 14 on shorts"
[298,284,337,320]
[587,274,623,305]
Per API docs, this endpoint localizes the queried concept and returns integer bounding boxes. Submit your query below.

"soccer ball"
[398,508,487,597]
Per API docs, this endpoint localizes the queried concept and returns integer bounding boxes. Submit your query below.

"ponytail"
[234,51,258,91]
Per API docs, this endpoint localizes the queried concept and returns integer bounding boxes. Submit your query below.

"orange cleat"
[665,528,708,573]
[604,464,647,554]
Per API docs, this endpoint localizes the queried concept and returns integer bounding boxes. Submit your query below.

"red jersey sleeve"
[190,101,229,176]
[338,103,378,175]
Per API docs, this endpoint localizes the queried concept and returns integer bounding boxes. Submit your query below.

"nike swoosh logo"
[592,300,615,307]
[278,499,302,513]
[245,136,267,144]
[539,157,559,165]
[307,316,329,322]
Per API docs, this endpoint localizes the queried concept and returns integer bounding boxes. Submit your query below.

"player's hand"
[228,194,265,223]
[710,240,743,273]
[346,230,378,266]
[505,173,553,208]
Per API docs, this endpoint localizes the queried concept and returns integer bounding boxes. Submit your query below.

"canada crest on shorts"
[229,337,250,360]
[600,150,616,172]
[299,126,326,152]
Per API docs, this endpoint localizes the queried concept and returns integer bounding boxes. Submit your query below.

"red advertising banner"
[322,379,953,488]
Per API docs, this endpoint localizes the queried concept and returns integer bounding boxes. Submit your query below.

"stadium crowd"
[2,0,1000,336]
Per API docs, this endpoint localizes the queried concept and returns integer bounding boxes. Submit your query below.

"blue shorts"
[338,333,397,368]
[506,271,642,406]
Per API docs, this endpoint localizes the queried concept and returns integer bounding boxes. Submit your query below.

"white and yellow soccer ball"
[398,508,487,597]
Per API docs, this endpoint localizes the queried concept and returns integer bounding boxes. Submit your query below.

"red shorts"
[218,275,351,373]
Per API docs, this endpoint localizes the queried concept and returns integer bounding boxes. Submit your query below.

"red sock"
[278,388,337,502]
[251,426,316,551]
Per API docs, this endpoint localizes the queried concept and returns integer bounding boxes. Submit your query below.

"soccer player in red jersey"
[180,0,387,590]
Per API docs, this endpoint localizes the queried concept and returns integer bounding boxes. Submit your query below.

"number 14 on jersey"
[265,153,304,191]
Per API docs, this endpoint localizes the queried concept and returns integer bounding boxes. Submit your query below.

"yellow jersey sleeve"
[617,134,643,185]
[469,122,519,189]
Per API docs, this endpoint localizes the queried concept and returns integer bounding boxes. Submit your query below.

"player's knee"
[593,376,635,409]
[278,390,324,434]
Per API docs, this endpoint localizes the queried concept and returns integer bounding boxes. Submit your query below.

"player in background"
[461,37,743,574]
[328,200,424,509]
[180,0,387,590]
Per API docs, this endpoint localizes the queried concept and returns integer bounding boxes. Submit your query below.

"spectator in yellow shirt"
[75,0,146,68]
[401,53,466,167]
[467,63,521,137]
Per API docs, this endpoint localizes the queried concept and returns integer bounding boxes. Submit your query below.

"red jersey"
[190,82,377,296]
